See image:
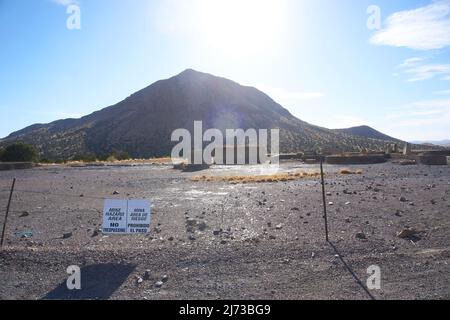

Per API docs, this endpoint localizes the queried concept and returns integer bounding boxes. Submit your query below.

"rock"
[197,221,207,231]
[397,228,418,239]
[186,218,197,227]
[220,240,227,245]
[399,197,407,202]
[188,235,196,241]
[92,229,101,237]
[162,275,169,283]
[113,191,120,195]
[345,218,351,223]
[326,192,332,196]
[213,229,222,236]
[275,224,283,230]
[355,232,367,240]
[394,210,403,217]
[328,202,334,206]
[136,277,143,284]
[345,202,351,205]
[291,207,300,211]
[167,236,174,241]
[143,270,151,281]
[154,281,164,288]
[62,232,73,239]
[19,211,30,218]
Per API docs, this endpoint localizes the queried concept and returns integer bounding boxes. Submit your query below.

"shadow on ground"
[328,241,375,300]
[42,263,136,300]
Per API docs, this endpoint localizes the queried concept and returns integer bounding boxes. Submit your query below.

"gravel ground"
[0,162,449,300]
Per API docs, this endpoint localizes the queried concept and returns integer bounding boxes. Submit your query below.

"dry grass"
[191,171,321,184]
[61,157,173,166]
[339,168,363,175]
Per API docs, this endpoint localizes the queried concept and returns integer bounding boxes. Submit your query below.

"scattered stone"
[394,210,403,217]
[167,236,174,241]
[186,218,197,227]
[162,275,169,283]
[213,229,222,236]
[154,281,164,288]
[143,270,151,281]
[397,228,418,239]
[62,232,73,239]
[399,197,407,202]
[328,202,334,206]
[291,207,300,211]
[355,232,367,240]
[197,221,207,231]
[113,191,120,195]
[345,202,351,205]
[19,211,30,217]
[275,224,283,230]
[136,277,143,284]
[345,218,351,223]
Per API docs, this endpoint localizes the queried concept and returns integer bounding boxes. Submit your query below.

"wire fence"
[0,169,377,299]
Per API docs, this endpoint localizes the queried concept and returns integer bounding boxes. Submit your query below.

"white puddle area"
[185,189,229,197]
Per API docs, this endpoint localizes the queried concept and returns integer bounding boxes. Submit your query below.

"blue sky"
[1,0,449,141]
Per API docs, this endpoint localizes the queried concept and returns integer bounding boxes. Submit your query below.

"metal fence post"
[1,178,16,248]
[320,159,329,242]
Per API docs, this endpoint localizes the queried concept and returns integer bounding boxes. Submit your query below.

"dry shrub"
[339,168,363,175]
[191,171,320,184]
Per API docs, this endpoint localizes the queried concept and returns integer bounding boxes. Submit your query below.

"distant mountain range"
[410,140,450,147]
[0,69,430,160]
[334,126,403,143]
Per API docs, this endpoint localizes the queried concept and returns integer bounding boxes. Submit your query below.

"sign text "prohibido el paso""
[102,199,151,234]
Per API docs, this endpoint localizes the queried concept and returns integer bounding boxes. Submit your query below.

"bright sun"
[192,0,287,57]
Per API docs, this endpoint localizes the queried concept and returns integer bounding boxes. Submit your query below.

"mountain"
[0,69,407,160]
[410,140,450,147]
[334,126,402,143]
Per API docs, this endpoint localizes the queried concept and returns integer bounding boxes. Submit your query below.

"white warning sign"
[102,199,151,234]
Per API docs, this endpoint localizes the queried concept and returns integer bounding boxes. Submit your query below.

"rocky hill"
[0,69,405,160]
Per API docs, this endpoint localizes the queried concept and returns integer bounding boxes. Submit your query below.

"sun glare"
[192,0,287,58]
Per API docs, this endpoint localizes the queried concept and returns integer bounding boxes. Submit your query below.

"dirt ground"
[0,162,449,300]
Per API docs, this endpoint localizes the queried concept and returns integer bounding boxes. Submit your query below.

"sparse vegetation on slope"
[0,70,408,159]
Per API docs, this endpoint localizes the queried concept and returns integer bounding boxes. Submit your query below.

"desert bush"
[339,168,363,175]
[0,143,38,162]
[191,171,320,184]
[72,153,97,162]
[112,150,131,161]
